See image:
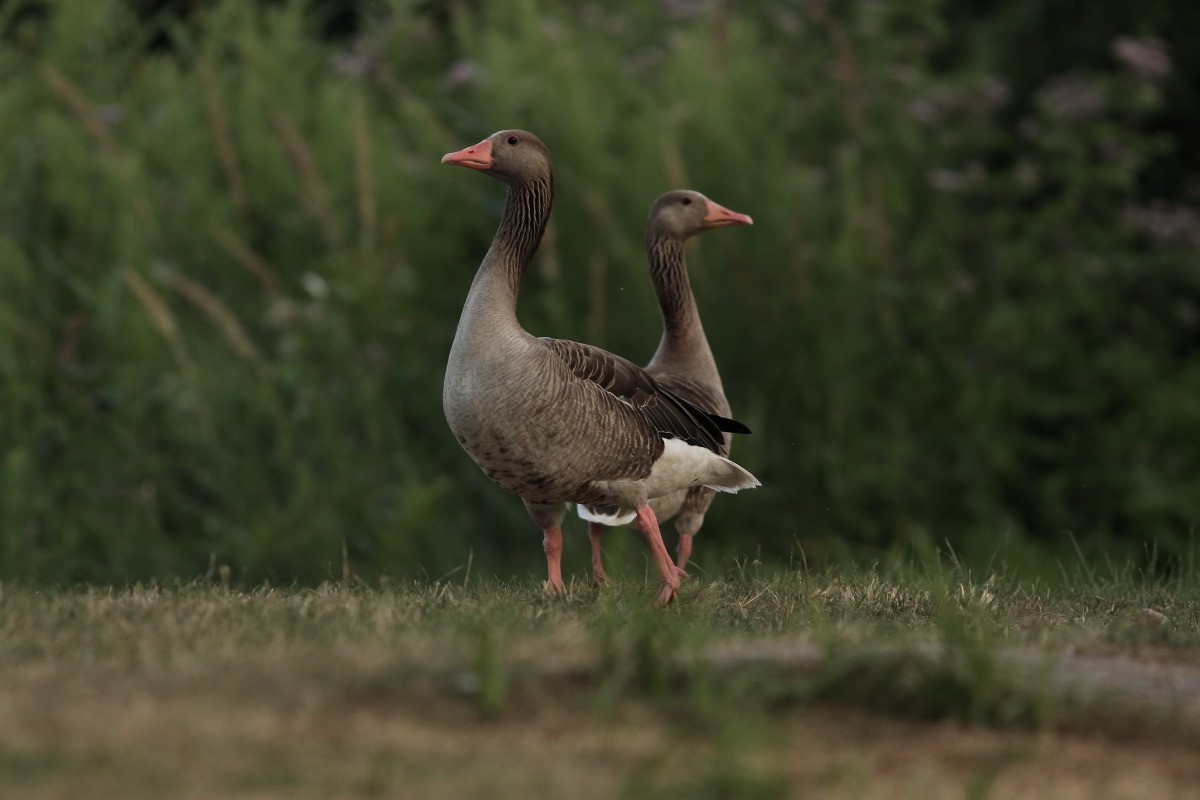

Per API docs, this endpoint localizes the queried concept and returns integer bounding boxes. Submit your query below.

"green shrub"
[0,0,1196,583]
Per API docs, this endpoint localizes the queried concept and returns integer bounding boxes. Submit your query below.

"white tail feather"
[646,438,761,498]
[704,456,761,494]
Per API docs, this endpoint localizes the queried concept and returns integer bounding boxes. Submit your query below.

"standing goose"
[441,130,759,604]
[579,191,754,584]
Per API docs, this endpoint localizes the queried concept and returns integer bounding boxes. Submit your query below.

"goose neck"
[461,174,553,327]
[647,233,701,341]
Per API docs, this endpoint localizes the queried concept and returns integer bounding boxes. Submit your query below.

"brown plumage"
[441,132,758,604]
[579,190,754,583]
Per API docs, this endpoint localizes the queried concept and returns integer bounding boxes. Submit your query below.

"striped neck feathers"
[485,173,553,298]
[647,233,702,340]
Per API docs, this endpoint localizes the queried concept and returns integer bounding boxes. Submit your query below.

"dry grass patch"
[0,574,1197,798]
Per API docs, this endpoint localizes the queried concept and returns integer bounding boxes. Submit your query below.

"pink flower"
[1112,36,1171,81]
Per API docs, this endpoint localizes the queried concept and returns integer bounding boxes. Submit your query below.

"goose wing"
[537,338,745,454]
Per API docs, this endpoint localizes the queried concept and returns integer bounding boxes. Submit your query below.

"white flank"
[575,504,637,526]
[648,438,761,496]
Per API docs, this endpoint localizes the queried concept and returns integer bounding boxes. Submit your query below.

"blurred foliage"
[0,0,1198,584]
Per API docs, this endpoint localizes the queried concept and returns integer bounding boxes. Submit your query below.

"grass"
[2,561,1199,799]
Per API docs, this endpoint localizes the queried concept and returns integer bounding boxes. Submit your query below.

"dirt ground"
[2,660,1198,800]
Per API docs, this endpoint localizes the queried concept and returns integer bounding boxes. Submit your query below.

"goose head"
[442,129,551,185]
[647,190,753,240]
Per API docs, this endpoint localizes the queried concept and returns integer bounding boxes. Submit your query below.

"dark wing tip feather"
[653,385,727,453]
[708,413,752,435]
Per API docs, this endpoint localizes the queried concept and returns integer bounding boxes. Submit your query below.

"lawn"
[2,561,1199,799]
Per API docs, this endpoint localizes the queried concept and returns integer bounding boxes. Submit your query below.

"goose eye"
[507,135,519,145]
[681,197,693,205]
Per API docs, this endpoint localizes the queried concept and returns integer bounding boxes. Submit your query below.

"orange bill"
[702,201,753,227]
[441,138,494,170]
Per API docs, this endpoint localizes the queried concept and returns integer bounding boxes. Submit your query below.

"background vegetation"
[1,0,1198,584]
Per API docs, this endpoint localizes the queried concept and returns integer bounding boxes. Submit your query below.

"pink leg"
[635,506,685,605]
[543,526,565,595]
[588,522,609,586]
[676,533,694,573]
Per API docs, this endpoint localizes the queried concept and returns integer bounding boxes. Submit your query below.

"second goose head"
[647,190,753,240]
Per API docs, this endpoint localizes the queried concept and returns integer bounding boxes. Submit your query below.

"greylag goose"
[441,130,760,604]
[578,191,753,584]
